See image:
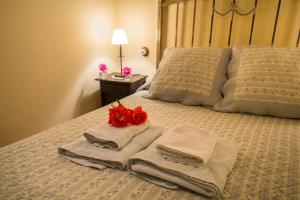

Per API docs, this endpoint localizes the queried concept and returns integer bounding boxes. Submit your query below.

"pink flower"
[122,66,132,76]
[98,63,108,73]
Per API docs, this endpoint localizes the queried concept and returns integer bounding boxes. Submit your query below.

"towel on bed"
[83,121,149,150]
[156,125,217,166]
[128,139,238,198]
[58,125,163,169]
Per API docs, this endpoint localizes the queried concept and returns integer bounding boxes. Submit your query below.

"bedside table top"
[95,72,147,85]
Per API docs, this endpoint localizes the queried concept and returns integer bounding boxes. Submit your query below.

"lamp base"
[111,74,125,80]
[114,74,125,78]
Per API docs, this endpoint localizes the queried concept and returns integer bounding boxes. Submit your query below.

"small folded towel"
[58,125,163,169]
[128,139,238,198]
[83,121,149,150]
[156,125,217,166]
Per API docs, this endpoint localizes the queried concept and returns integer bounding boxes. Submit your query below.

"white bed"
[1,93,299,199]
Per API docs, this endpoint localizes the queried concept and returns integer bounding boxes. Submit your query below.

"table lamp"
[111,29,128,78]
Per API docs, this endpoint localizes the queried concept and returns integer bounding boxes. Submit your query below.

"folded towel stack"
[156,125,217,166]
[128,125,238,198]
[58,121,163,169]
[83,121,149,150]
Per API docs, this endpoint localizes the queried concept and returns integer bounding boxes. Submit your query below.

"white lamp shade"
[111,29,128,45]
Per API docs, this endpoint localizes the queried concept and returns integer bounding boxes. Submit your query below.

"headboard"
[156,0,300,67]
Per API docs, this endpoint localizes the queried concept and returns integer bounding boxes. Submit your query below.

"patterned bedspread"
[0,94,299,200]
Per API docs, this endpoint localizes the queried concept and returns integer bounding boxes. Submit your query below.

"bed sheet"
[0,94,299,200]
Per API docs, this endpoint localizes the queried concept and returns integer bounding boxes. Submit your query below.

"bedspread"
[0,94,299,200]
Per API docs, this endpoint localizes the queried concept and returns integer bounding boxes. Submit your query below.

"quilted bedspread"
[0,94,299,200]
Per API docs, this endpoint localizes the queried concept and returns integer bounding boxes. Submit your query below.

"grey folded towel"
[83,121,149,150]
[128,139,238,198]
[58,125,163,169]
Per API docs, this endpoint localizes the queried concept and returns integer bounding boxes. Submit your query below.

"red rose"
[131,106,147,125]
[126,108,133,124]
[108,103,129,127]
[107,100,148,127]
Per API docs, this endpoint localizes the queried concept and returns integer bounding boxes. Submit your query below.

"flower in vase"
[98,63,108,73]
[122,66,132,76]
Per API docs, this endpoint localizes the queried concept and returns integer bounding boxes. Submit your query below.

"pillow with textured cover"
[145,47,231,106]
[214,45,300,118]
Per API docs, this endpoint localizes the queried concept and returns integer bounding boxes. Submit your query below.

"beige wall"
[0,0,157,147]
[115,0,158,81]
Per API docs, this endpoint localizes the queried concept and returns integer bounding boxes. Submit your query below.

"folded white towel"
[83,121,149,150]
[58,125,163,169]
[128,139,238,198]
[156,125,216,166]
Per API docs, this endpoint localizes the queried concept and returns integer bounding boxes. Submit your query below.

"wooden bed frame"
[156,0,300,67]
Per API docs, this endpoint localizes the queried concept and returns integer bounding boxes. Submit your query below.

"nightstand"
[95,73,147,106]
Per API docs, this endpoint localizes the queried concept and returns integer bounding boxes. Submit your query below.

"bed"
[1,0,300,199]
[1,93,299,199]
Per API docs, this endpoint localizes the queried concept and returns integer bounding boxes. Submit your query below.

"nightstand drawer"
[101,83,128,94]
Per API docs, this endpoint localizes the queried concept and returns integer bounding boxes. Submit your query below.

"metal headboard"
[156,0,300,67]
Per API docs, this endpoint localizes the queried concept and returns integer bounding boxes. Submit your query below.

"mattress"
[0,94,299,200]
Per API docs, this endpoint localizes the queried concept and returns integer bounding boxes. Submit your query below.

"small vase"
[99,72,108,79]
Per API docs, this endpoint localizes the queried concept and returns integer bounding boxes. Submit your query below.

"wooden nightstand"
[95,73,147,106]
